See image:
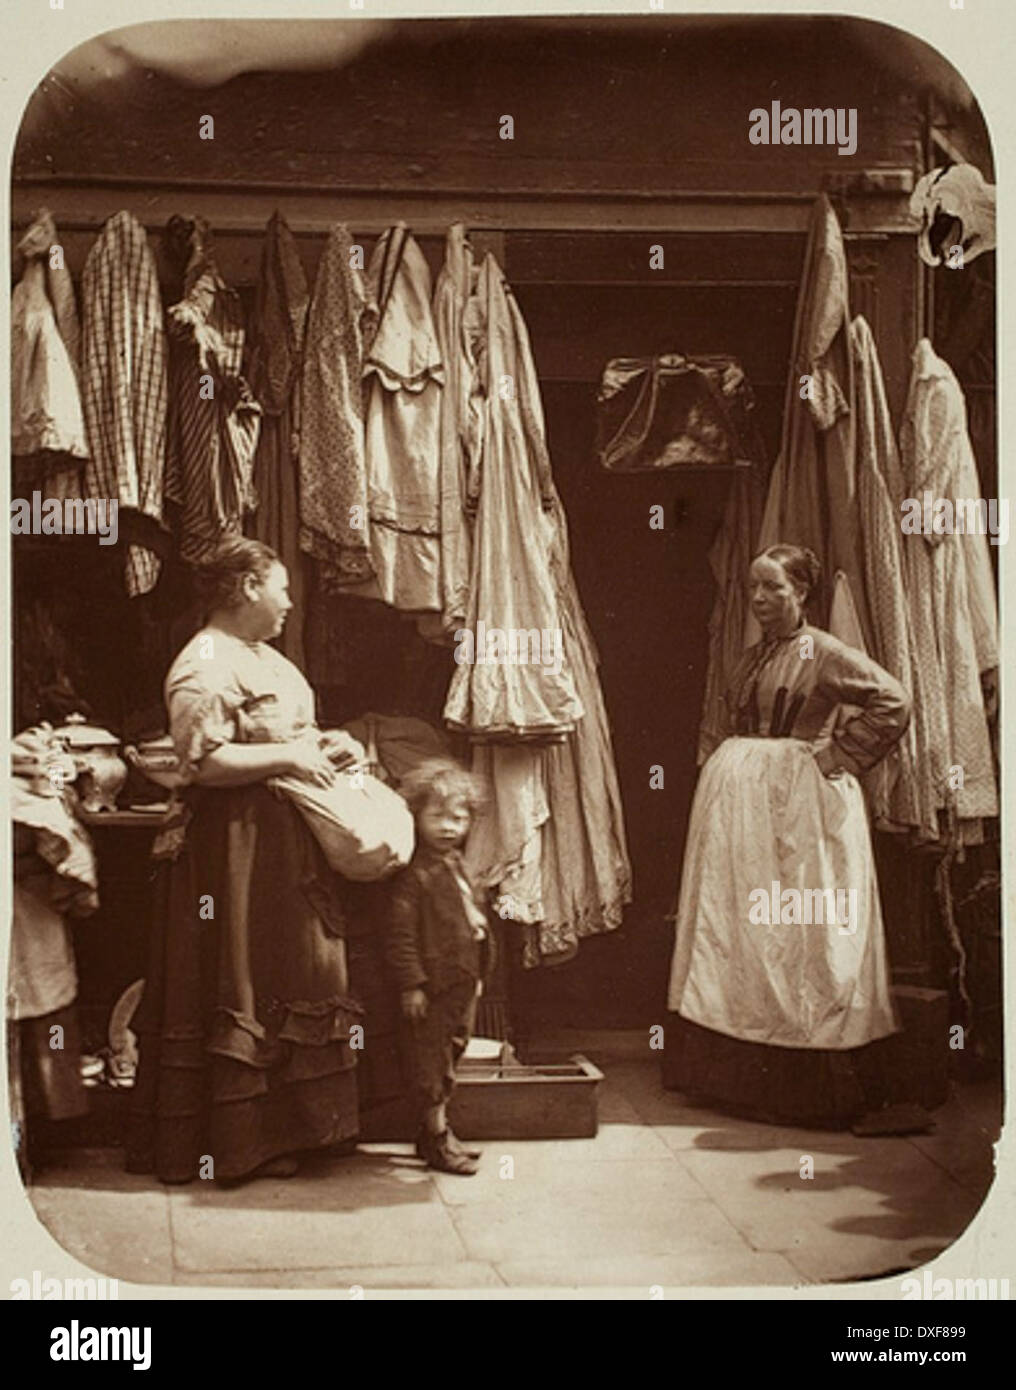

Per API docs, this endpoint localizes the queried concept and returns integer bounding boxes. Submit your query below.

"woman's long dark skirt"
[663,1014,887,1129]
[126,785,362,1183]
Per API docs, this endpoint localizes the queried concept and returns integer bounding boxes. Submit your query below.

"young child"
[386,758,489,1176]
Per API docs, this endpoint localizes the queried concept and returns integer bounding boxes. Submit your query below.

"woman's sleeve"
[817,640,912,776]
[166,660,238,779]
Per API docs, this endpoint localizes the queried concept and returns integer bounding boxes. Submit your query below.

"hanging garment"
[16,207,80,373]
[12,211,87,495]
[899,340,998,841]
[80,210,168,596]
[526,504,632,966]
[596,354,762,471]
[360,224,444,612]
[464,743,548,927]
[246,212,309,666]
[299,223,377,586]
[11,746,98,918]
[751,196,870,648]
[850,316,937,840]
[697,464,766,765]
[668,624,909,1049]
[431,222,480,632]
[910,164,995,268]
[444,254,583,739]
[162,217,262,565]
[9,732,96,1116]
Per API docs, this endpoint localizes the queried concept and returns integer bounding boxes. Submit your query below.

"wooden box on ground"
[358,1054,603,1142]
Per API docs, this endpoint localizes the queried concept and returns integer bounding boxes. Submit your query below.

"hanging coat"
[163,217,262,565]
[246,212,309,667]
[899,340,997,840]
[299,223,377,587]
[431,222,480,632]
[360,224,444,612]
[444,254,582,739]
[751,196,871,649]
[80,211,168,596]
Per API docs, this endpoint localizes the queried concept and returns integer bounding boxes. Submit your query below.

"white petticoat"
[667,737,898,1050]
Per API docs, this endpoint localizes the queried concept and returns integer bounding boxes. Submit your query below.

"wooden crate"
[359,1054,603,1142]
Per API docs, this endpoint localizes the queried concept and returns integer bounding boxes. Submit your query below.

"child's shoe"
[445,1128,482,1160]
[417,1128,479,1175]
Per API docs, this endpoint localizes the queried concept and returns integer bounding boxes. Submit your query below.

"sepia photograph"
[3,1,1009,1328]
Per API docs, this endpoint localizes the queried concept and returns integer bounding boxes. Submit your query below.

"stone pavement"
[23,1035,1000,1295]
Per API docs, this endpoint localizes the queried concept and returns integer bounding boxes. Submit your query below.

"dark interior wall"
[11,16,994,1025]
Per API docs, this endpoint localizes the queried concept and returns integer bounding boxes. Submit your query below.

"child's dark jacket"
[385,846,490,995]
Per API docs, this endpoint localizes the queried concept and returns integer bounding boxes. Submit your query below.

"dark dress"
[125,630,362,1182]
[126,784,362,1182]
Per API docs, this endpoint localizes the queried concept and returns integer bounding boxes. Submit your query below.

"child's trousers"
[402,975,478,1113]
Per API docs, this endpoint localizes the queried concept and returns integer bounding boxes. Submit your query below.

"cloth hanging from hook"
[595,353,763,472]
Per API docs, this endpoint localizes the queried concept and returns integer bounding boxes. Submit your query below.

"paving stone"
[675,1142,983,1277]
[29,1184,173,1285]
[172,1263,504,1290]
[431,1155,707,1206]
[169,1186,465,1273]
[449,1189,749,1265]
[495,1249,807,1289]
[176,1150,436,1211]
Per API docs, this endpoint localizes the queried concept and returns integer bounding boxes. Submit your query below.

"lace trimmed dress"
[126,631,362,1183]
[665,622,910,1125]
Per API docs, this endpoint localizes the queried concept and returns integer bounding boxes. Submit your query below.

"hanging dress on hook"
[360,223,444,613]
[12,210,87,501]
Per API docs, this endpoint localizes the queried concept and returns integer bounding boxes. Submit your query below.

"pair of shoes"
[416,1129,478,1176]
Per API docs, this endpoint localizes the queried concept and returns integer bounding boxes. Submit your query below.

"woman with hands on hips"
[665,543,912,1128]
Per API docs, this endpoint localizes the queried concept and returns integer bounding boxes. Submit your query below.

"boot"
[416,1128,478,1175]
[445,1128,482,1160]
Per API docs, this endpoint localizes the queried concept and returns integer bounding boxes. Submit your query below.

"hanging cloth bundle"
[595,353,762,472]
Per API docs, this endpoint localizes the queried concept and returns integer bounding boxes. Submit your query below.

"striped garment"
[81,211,168,596]
[246,211,310,667]
[299,223,377,585]
[163,218,262,564]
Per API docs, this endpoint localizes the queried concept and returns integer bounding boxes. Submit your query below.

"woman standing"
[665,544,911,1127]
[127,539,366,1184]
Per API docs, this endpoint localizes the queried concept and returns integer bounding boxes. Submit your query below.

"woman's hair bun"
[798,546,821,592]
[760,543,822,600]
[192,537,279,613]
